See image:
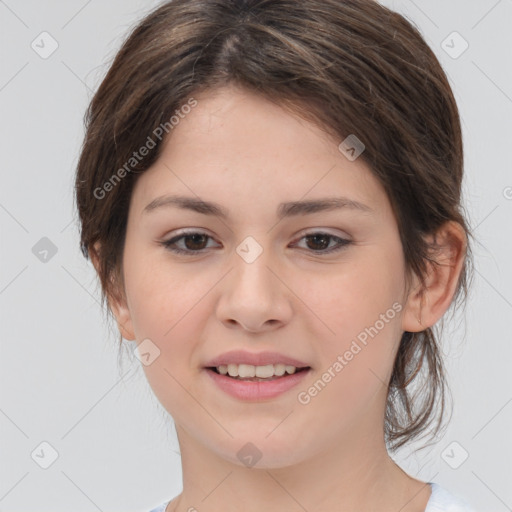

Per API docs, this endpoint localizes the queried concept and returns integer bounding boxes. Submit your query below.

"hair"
[74,0,474,452]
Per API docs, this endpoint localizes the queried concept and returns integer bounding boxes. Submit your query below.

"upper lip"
[204,350,311,368]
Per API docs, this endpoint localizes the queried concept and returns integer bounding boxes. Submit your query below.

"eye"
[159,230,351,256]
[292,231,352,254]
[160,231,219,255]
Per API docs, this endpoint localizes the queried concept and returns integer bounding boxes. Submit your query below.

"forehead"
[129,85,388,219]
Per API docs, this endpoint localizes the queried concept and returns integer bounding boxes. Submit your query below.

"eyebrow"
[142,194,373,219]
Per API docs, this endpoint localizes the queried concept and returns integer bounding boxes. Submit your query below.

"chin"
[209,433,311,470]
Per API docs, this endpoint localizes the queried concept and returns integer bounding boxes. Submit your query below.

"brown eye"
[305,234,331,251]
[160,230,351,256]
[294,232,352,254]
[160,232,219,254]
[182,233,209,251]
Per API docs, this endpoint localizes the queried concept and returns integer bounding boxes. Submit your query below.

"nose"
[215,245,293,333]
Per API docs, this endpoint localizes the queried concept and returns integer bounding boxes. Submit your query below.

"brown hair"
[74,0,474,452]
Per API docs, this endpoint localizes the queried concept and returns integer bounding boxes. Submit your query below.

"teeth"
[217,363,300,378]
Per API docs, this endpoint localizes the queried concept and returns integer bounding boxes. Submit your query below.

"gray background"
[0,0,511,511]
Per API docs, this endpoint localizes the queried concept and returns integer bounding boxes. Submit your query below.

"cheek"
[296,249,404,352]
[123,244,200,339]
[123,257,213,417]
[294,250,404,409]
[296,298,402,435]
[122,246,215,379]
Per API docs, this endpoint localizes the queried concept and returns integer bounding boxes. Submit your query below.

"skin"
[92,84,466,512]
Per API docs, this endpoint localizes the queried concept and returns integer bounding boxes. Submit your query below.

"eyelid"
[290,231,352,253]
[159,228,352,256]
[161,229,220,252]
[293,227,350,240]
[164,227,350,241]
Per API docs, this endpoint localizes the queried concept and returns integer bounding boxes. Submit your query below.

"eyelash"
[159,230,352,255]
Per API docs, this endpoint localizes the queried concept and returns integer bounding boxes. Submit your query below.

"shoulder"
[146,500,171,512]
[146,486,477,512]
[425,482,477,512]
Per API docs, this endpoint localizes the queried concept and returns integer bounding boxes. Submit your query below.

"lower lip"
[204,368,311,400]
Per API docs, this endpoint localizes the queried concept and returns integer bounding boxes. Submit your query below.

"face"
[113,84,413,468]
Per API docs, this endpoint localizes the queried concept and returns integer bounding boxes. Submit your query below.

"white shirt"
[426,482,476,511]
[147,482,476,512]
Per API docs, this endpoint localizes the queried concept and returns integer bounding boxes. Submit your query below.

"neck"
[168,423,431,512]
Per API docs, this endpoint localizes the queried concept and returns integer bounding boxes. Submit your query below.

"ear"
[89,242,136,341]
[401,221,467,332]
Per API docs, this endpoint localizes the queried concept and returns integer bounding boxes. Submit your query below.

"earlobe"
[401,221,466,333]
[89,242,136,341]
[108,291,136,342]
[401,273,427,333]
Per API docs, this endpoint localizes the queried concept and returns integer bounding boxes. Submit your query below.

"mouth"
[204,364,312,400]
[205,364,311,382]
[202,351,313,400]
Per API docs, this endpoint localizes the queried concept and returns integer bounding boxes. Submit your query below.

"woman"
[74,1,476,510]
